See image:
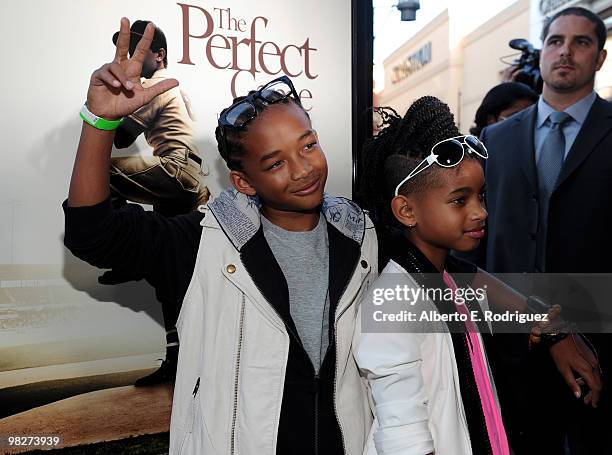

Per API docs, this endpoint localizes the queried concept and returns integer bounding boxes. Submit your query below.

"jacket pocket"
[337,262,372,321]
[178,377,200,454]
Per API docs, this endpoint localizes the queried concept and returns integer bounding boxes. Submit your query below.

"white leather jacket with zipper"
[169,188,378,455]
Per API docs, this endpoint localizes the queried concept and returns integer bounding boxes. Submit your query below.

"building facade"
[378,0,612,132]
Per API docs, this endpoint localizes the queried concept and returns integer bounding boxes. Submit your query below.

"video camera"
[509,38,543,93]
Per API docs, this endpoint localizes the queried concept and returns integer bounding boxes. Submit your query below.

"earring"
[407,223,416,228]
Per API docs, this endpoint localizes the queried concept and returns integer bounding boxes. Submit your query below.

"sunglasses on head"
[218,76,301,161]
[218,75,301,129]
[394,135,489,196]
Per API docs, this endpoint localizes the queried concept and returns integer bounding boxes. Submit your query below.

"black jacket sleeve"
[62,198,204,307]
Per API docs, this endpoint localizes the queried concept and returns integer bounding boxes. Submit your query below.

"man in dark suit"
[478,7,611,454]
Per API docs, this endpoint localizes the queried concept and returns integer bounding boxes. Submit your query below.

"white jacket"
[169,189,378,455]
[354,260,500,455]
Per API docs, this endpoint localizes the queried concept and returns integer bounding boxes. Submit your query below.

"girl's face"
[405,159,487,259]
[230,102,328,214]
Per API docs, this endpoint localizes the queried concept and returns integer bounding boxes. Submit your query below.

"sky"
[373,0,519,90]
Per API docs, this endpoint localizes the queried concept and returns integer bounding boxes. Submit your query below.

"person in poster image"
[99,20,210,387]
[64,18,378,455]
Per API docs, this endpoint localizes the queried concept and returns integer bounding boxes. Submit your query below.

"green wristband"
[80,104,123,130]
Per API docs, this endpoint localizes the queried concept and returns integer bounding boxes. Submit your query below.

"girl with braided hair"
[357,98,467,268]
[353,97,601,454]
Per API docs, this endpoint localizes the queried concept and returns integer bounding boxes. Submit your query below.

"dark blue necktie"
[537,111,572,195]
[535,111,572,272]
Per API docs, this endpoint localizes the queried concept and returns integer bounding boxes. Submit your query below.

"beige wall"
[379,11,461,118]
[378,0,612,133]
[379,1,532,132]
[460,0,531,132]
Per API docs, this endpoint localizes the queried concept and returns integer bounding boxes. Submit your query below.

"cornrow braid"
[357,96,463,266]
[357,107,402,228]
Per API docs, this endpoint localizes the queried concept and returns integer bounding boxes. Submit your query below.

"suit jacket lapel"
[512,105,538,193]
[555,96,612,191]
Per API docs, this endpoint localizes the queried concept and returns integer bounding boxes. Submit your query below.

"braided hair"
[215,93,309,171]
[358,96,469,265]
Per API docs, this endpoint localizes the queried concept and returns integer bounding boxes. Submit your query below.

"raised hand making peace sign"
[87,17,178,120]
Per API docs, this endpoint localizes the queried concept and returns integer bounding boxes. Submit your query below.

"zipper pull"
[193,377,200,397]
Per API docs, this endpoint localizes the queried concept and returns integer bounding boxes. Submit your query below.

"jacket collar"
[536,91,596,129]
[388,230,476,278]
[207,188,365,251]
[389,232,488,333]
[207,188,366,367]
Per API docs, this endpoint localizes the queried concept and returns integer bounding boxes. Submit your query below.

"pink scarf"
[443,270,510,455]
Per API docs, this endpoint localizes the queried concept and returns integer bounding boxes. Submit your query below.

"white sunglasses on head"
[394,135,488,196]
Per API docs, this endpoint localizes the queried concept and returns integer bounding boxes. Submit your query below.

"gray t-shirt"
[261,214,330,373]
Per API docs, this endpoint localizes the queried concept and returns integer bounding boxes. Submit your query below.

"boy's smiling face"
[230,101,328,217]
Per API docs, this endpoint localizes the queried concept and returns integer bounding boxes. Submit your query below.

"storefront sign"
[391,41,432,84]
[539,0,573,16]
